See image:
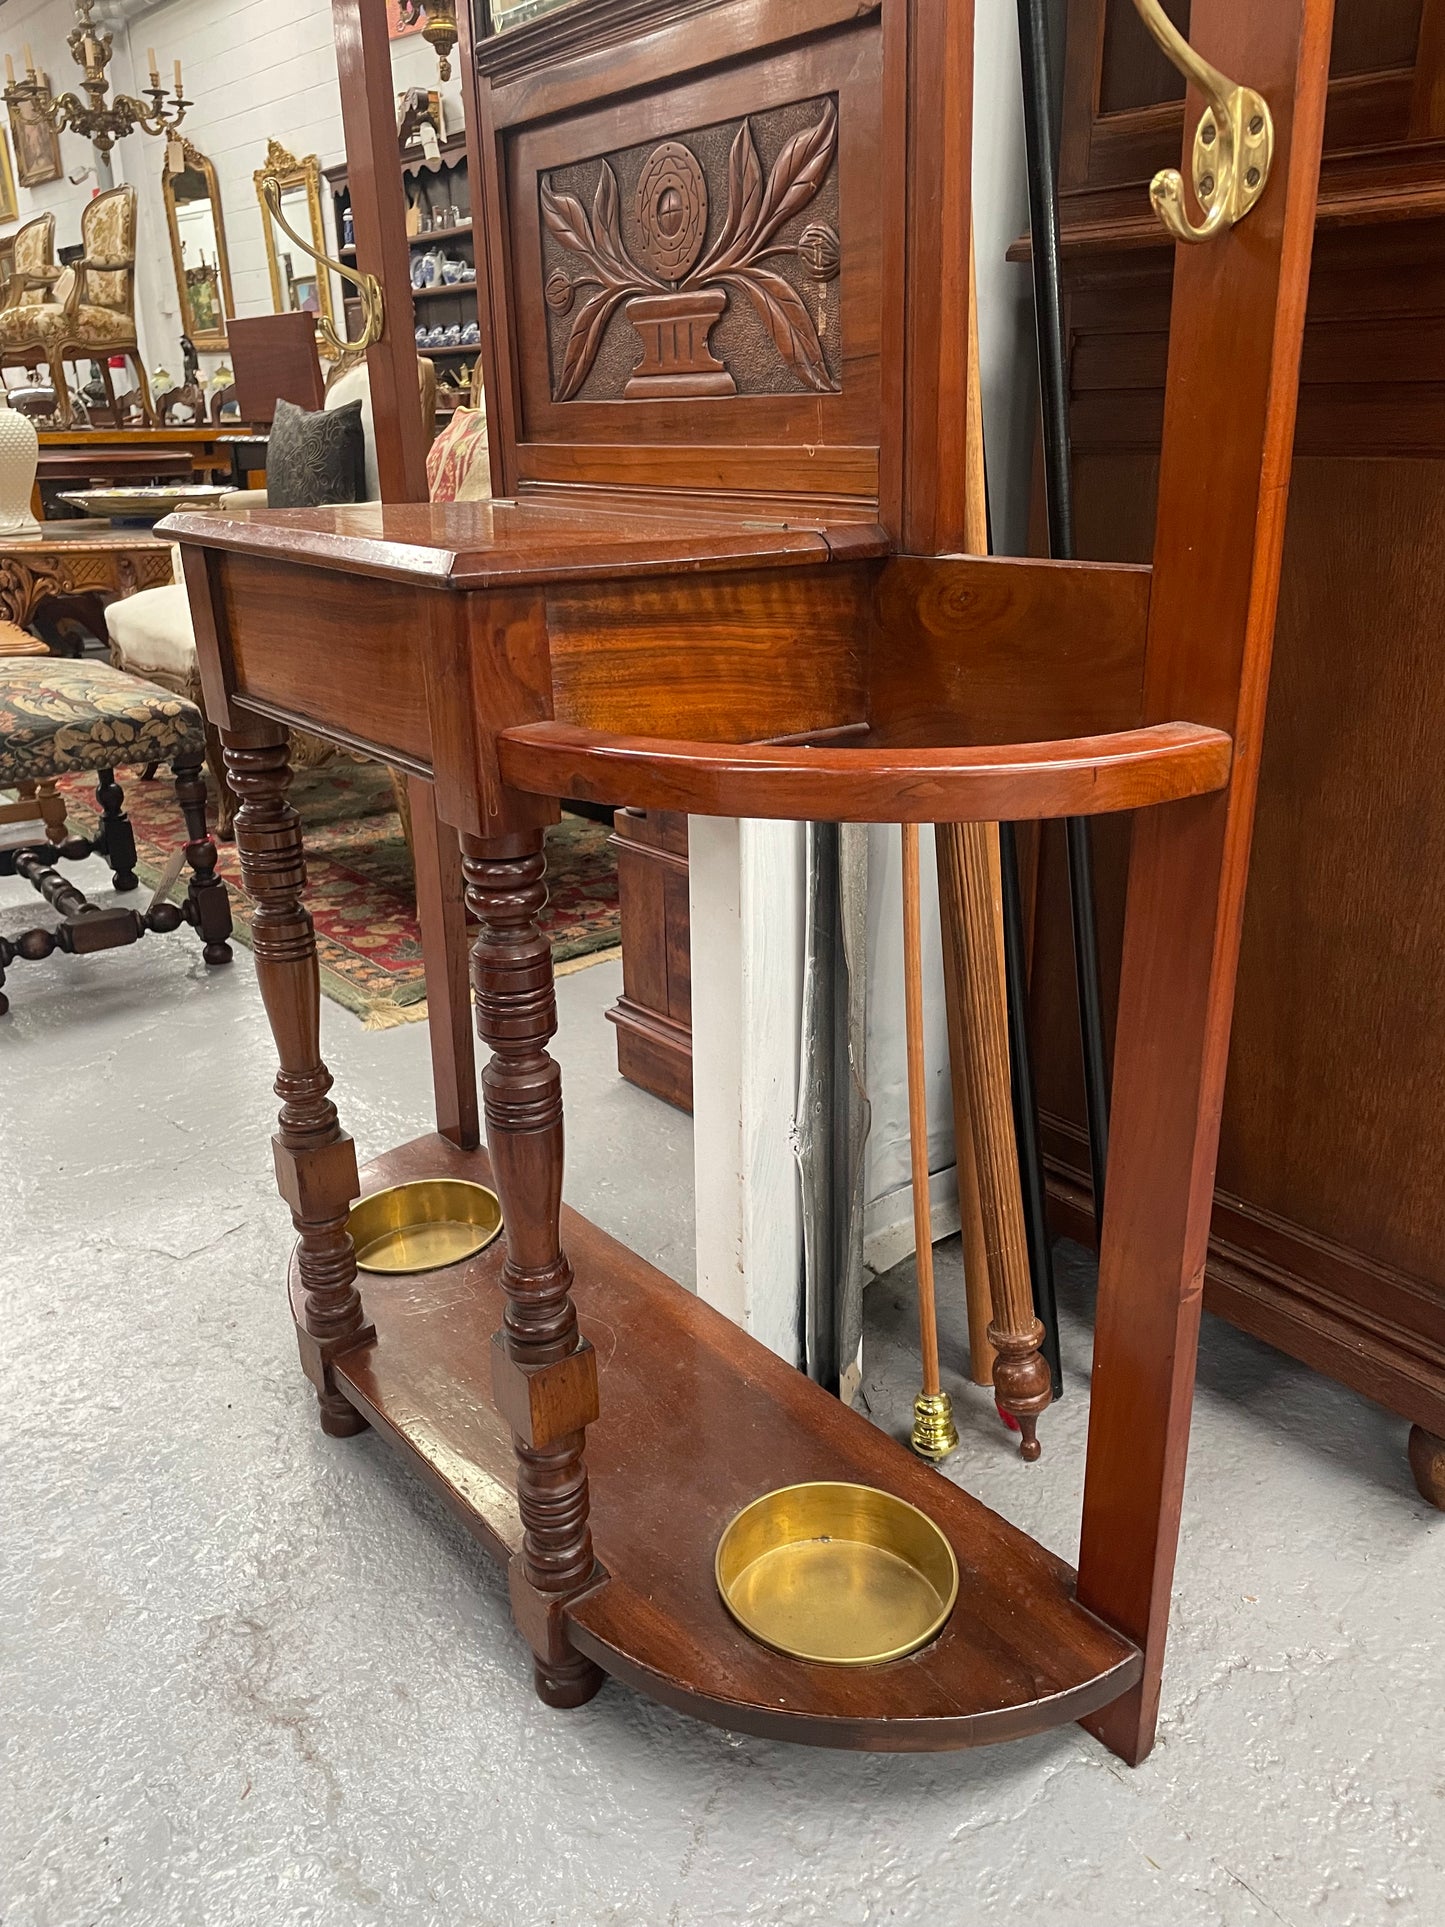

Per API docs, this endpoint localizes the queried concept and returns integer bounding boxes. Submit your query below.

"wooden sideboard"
[1029,0,1445,1504]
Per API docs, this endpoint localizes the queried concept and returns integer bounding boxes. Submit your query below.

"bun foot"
[1408,1426,1445,1510]
[534,1656,605,1709]
[204,941,234,967]
[318,1390,368,1438]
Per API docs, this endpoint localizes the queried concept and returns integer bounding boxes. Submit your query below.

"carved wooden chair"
[0,657,232,1012]
[27,188,154,428]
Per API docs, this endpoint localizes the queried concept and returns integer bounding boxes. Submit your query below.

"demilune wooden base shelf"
[307,1133,1141,1751]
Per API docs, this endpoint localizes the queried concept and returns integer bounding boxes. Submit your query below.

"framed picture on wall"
[9,83,62,188]
[0,126,16,224]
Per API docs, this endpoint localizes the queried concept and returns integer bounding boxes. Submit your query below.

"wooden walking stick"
[903,822,958,1463]
[934,243,1053,1460]
[936,238,1002,1390]
[938,830,1051,1461]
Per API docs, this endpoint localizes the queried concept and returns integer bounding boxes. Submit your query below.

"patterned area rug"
[54,761,621,1028]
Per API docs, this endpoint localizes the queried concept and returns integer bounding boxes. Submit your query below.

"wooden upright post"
[330,0,430,502]
[329,0,478,1148]
[1077,0,1333,1763]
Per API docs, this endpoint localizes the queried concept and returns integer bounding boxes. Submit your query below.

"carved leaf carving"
[722,267,838,394]
[554,284,631,401]
[700,99,839,279]
[698,120,765,277]
[590,161,636,285]
[751,98,838,252]
[541,183,599,260]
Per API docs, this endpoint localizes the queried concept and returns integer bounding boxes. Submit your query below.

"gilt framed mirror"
[164,139,234,350]
[254,138,338,350]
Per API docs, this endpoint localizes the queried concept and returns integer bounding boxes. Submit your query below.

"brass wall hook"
[1130,0,1274,244]
[259,175,385,356]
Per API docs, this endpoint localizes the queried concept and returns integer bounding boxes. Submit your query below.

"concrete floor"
[3,849,1442,1927]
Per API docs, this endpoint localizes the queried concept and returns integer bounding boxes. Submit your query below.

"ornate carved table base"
[0,526,173,634]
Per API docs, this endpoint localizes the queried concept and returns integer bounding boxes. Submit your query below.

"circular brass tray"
[715,1481,959,1666]
[347,1178,502,1274]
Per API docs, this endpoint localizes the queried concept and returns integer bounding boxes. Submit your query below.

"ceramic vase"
[0,389,40,535]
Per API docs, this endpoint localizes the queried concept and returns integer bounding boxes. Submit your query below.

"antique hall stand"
[169,0,1331,1765]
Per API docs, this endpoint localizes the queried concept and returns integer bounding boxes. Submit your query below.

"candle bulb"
[22,43,35,77]
[4,56,14,88]
[147,47,159,85]
[174,58,183,97]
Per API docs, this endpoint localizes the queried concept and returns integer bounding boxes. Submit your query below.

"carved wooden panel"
[481,1,885,508]
[538,96,842,403]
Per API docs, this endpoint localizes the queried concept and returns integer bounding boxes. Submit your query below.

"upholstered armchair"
[29,187,154,427]
[0,214,63,387]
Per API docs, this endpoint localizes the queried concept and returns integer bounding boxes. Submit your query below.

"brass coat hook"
[259,175,385,356]
[1130,0,1274,243]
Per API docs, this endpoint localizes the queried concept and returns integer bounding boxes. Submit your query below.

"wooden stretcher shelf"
[306,1134,1142,1751]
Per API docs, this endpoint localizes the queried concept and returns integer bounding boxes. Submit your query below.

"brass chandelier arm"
[259,176,385,357]
[1130,0,1274,244]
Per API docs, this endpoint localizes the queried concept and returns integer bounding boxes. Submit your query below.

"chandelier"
[397,1,458,83]
[3,0,187,159]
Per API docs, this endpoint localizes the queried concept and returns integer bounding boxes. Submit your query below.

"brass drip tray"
[715,1482,959,1666]
[348,1178,502,1275]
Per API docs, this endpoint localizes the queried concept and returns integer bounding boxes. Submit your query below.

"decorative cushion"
[106,583,199,683]
[323,361,380,501]
[267,397,366,509]
[427,405,491,503]
[0,658,205,786]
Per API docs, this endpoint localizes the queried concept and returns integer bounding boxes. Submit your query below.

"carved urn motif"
[540,99,841,403]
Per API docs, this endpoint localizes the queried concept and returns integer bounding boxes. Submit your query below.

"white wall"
[0,0,463,385]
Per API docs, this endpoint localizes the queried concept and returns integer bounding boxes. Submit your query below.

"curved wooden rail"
[498,719,1233,822]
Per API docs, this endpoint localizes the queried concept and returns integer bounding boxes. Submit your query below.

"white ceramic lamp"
[0,388,40,535]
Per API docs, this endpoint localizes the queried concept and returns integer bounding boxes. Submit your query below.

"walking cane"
[1015,0,1112,1250]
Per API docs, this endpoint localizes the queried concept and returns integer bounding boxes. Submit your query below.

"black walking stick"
[1015,0,1112,1243]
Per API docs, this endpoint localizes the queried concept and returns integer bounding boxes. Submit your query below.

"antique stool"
[0,657,232,1013]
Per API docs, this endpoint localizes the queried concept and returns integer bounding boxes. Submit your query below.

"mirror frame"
[253,137,337,351]
[163,138,235,352]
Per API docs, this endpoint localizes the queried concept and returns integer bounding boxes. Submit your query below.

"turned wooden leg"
[462,829,605,1711]
[1408,1426,1445,1510]
[937,822,1051,1459]
[93,767,138,891]
[223,724,373,1438]
[201,719,237,839]
[172,756,233,966]
[19,779,70,848]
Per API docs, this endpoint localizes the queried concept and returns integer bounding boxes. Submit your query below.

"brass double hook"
[1130,0,1274,244]
[259,175,385,356]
